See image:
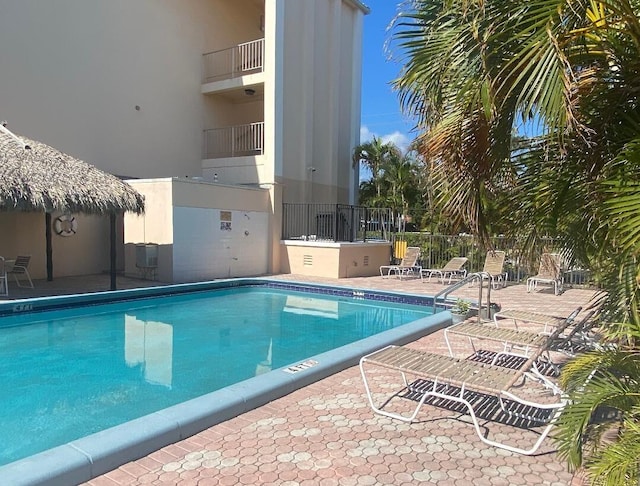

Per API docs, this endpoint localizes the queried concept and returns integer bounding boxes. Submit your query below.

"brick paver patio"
[5,273,597,485]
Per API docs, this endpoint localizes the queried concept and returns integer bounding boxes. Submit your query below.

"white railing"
[202,38,265,82]
[203,122,264,159]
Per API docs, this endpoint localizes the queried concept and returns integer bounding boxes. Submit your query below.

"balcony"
[203,38,265,83]
[203,122,264,159]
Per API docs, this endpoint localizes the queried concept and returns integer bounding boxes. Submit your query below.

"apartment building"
[0,0,388,282]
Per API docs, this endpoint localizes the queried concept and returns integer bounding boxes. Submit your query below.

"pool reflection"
[124,315,173,388]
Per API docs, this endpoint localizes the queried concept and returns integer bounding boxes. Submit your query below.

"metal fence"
[282,203,394,242]
[281,206,593,285]
[397,233,592,285]
[202,38,265,82]
[203,122,264,159]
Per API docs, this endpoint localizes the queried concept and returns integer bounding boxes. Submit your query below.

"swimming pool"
[0,278,451,485]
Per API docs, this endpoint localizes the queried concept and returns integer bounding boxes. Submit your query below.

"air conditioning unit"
[135,243,158,268]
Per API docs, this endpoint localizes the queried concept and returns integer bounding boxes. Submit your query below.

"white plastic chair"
[0,257,8,296]
[7,255,34,288]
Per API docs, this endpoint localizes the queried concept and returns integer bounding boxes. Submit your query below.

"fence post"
[282,204,287,239]
[363,208,368,242]
[350,205,355,242]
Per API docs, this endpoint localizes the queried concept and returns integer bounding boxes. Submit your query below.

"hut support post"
[110,213,117,291]
[45,212,53,281]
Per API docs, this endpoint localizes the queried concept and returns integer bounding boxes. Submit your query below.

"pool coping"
[0,278,452,486]
[0,277,438,318]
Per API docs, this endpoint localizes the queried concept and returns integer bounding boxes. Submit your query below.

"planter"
[479,303,501,320]
[451,312,471,324]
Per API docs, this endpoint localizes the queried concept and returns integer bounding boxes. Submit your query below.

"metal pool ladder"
[432,271,493,323]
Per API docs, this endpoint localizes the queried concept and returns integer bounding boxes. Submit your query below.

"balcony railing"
[203,38,265,82]
[282,203,394,243]
[203,122,264,159]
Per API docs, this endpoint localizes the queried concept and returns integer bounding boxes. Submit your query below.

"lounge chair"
[444,308,590,373]
[7,255,34,288]
[360,341,566,455]
[550,311,600,357]
[420,257,468,284]
[481,250,507,289]
[493,308,575,333]
[0,257,8,296]
[527,253,563,295]
[380,246,421,279]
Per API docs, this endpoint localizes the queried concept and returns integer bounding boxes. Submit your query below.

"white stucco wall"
[271,0,366,204]
[0,0,263,180]
[172,207,269,281]
[0,0,368,280]
[125,178,271,283]
[1,0,365,196]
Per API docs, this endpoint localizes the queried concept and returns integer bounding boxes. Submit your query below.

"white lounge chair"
[444,308,591,375]
[360,339,567,455]
[420,257,468,284]
[380,246,421,279]
[482,250,508,289]
[527,253,563,295]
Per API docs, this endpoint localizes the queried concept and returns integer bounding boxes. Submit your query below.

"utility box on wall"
[136,243,159,268]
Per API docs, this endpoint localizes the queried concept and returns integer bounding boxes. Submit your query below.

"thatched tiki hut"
[0,124,144,290]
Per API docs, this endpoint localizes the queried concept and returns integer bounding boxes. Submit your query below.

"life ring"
[54,215,78,237]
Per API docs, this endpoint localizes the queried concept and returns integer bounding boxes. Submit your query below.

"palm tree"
[391,0,518,246]
[352,136,401,201]
[392,0,640,482]
[383,151,421,230]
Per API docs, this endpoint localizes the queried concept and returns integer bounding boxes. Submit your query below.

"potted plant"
[450,298,472,323]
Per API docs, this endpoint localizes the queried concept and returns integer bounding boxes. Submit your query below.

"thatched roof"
[0,125,144,214]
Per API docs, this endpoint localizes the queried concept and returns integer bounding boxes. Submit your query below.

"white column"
[349,6,365,205]
[264,0,285,181]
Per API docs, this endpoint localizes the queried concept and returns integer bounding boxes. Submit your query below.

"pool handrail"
[433,271,493,323]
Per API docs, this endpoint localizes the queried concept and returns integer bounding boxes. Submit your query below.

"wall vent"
[303,254,313,266]
[363,256,369,266]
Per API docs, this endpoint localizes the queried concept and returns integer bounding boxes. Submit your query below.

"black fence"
[282,203,394,243]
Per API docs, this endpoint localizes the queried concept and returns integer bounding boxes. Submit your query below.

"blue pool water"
[0,285,432,466]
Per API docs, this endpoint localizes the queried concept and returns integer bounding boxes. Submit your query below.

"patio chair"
[445,308,591,374]
[360,341,566,455]
[480,250,507,289]
[527,253,563,295]
[380,246,421,279]
[493,307,578,333]
[7,255,34,288]
[550,311,600,357]
[0,257,8,296]
[420,257,468,284]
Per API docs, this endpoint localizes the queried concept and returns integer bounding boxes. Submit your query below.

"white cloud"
[360,125,374,143]
[381,131,411,154]
[359,125,411,154]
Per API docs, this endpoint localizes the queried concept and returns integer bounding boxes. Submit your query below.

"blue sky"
[360,0,415,154]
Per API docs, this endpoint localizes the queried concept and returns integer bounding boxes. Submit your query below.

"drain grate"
[283,359,318,374]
